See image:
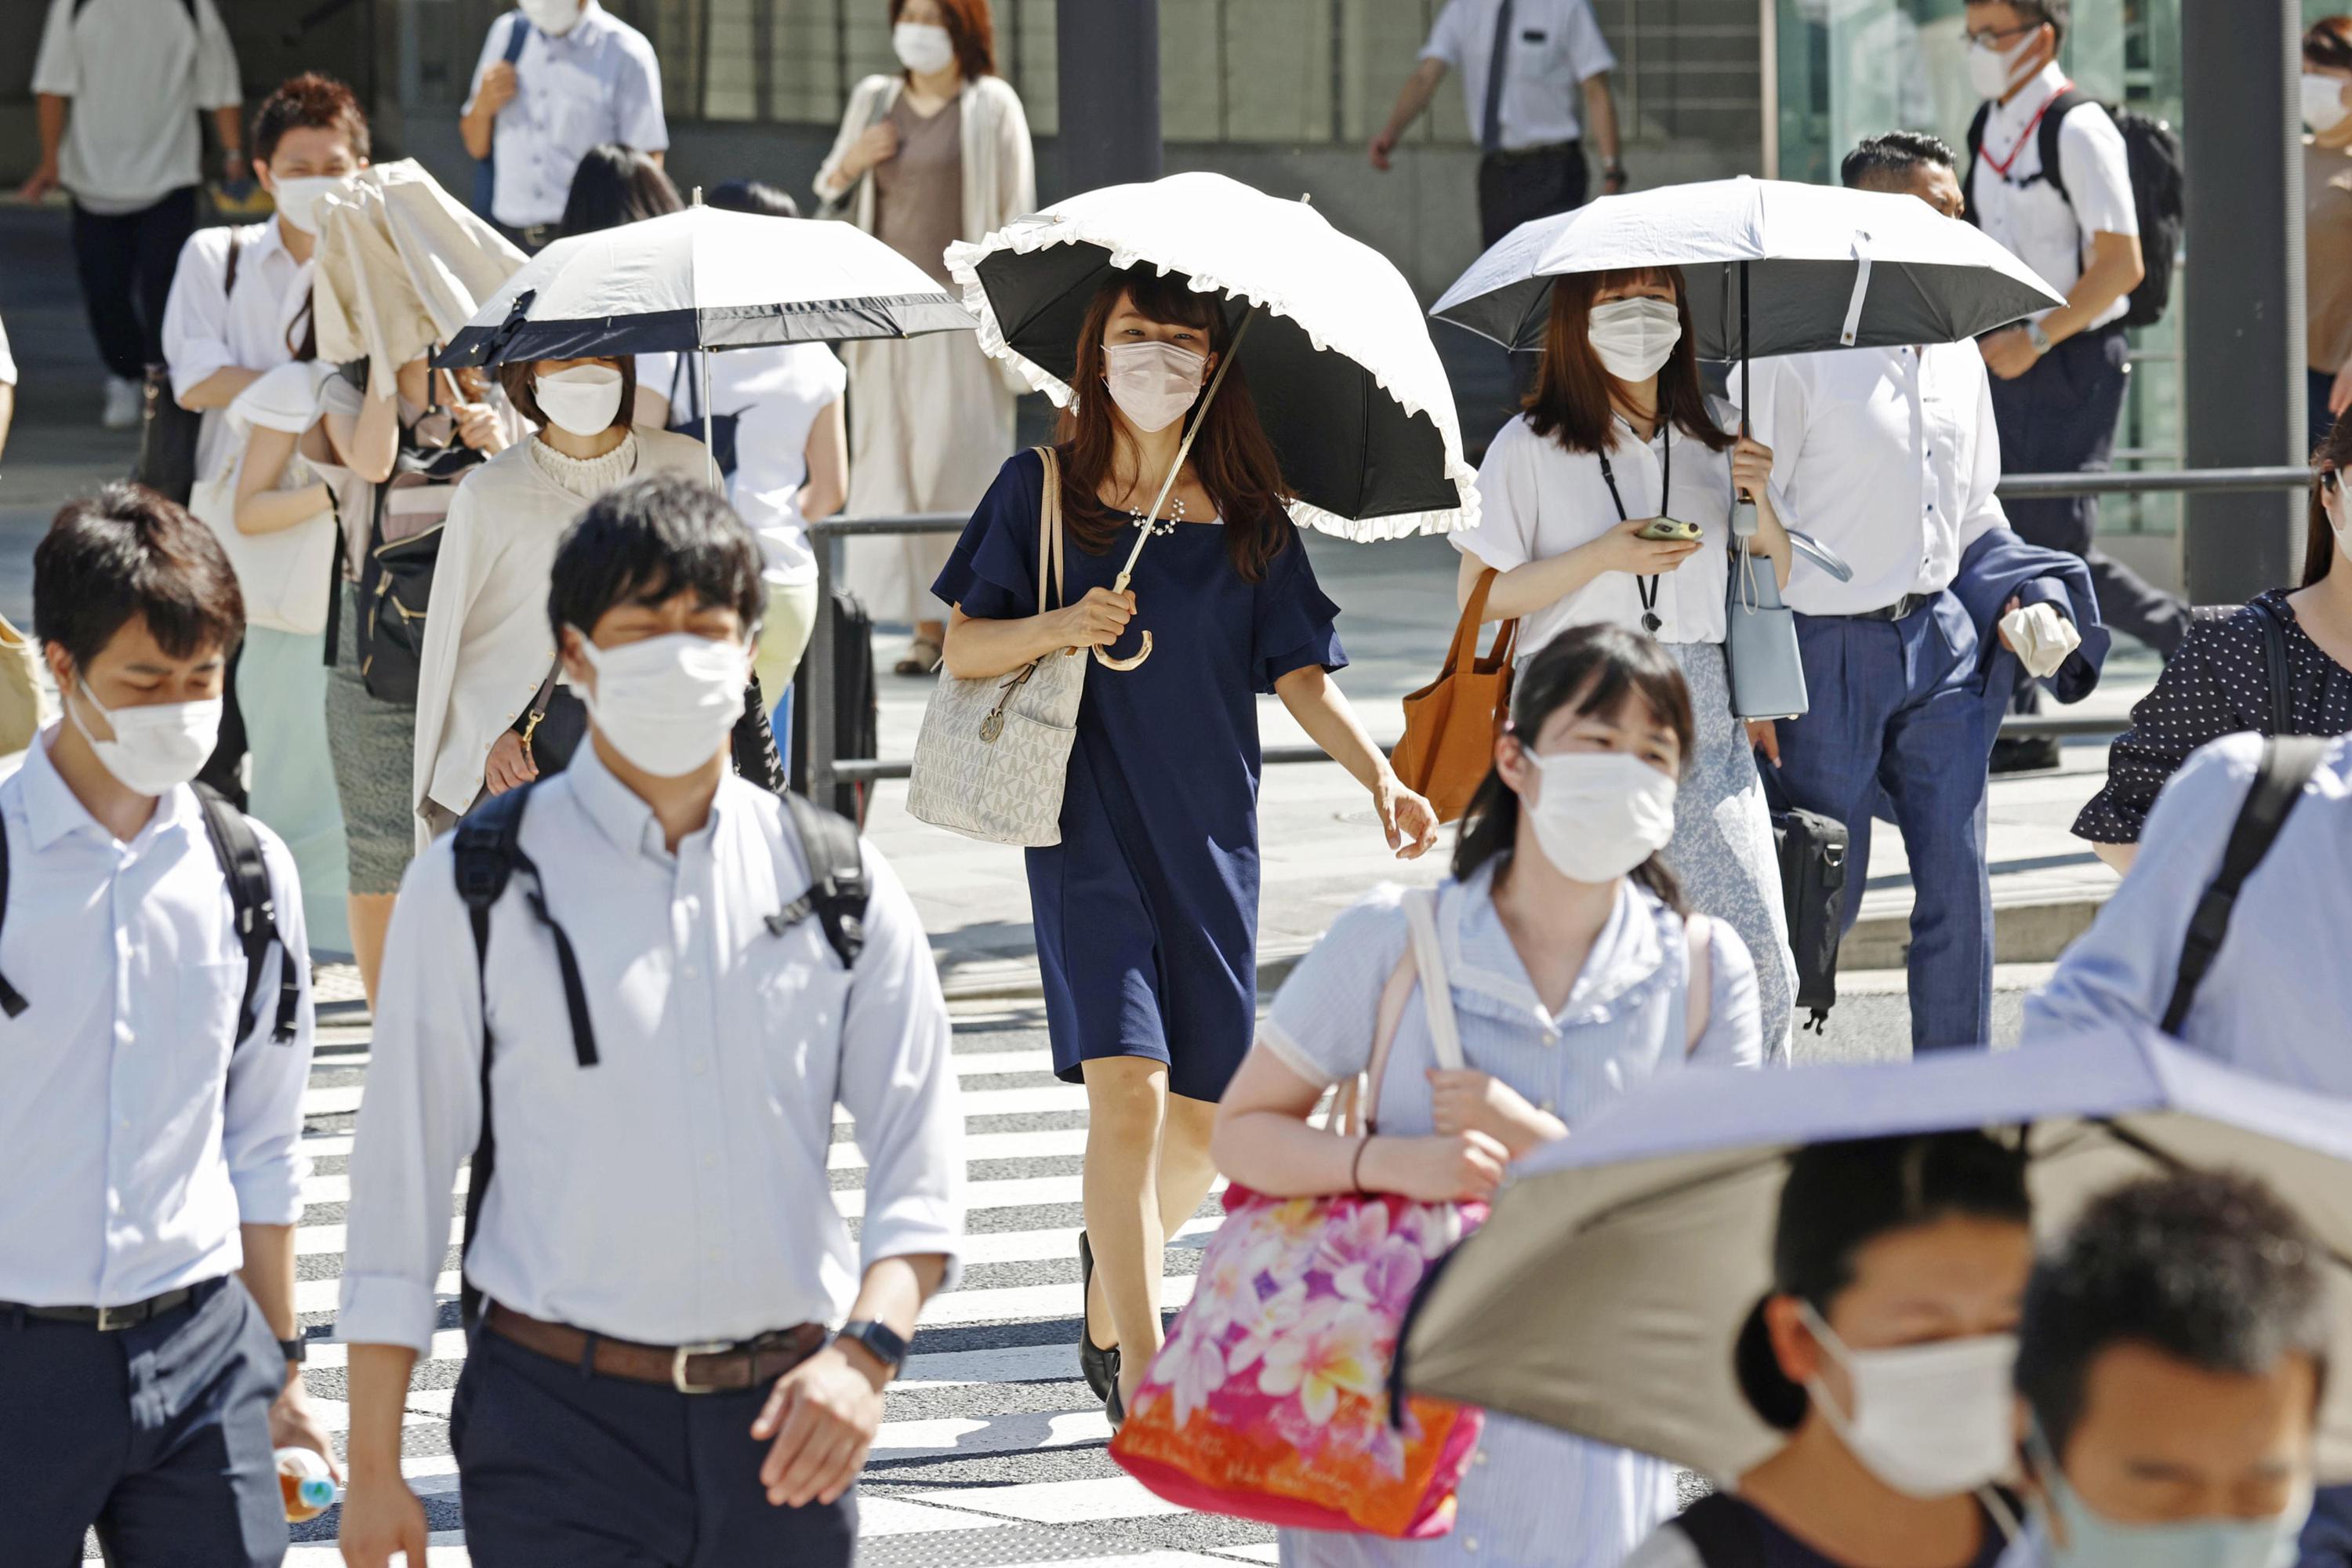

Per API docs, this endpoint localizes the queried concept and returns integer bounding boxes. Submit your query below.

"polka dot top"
[2074,588,2352,844]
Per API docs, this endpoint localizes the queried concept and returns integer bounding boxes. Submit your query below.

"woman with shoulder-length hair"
[815,0,1034,676]
[1452,263,1802,1057]
[1215,624,1764,1568]
[933,263,1438,1424]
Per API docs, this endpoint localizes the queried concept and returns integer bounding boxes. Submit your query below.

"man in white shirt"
[2000,1172,2322,1568]
[23,0,243,429]
[461,0,669,251]
[1371,0,1624,249]
[336,477,962,1568]
[1736,133,2013,1053]
[0,484,326,1566]
[1961,0,2184,767]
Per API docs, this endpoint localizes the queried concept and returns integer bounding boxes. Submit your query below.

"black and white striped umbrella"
[434,204,976,368]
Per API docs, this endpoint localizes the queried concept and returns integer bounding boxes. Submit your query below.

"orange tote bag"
[1391,569,1517,823]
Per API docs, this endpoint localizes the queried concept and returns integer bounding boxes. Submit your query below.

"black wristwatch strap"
[279,1336,307,1364]
[836,1319,909,1377]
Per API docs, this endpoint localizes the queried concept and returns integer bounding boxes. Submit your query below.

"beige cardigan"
[409,427,709,836]
[813,73,1036,266]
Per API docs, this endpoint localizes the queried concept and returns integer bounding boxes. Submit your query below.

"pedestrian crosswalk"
[125,997,1280,1566]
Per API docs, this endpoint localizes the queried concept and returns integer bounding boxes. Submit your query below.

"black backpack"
[789,590,878,824]
[1773,807,1851,1035]
[1965,89,2185,331]
[0,782,299,1047]
[2160,735,2328,1038]
[134,228,240,506]
[449,782,869,1327]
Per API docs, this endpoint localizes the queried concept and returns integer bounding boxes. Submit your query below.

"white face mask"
[1102,340,1210,434]
[521,0,584,36]
[1798,1302,2020,1499]
[1587,297,1683,383]
[270,173,357,236]
[575,630,748,778]
[67,678,223,798]
[1519,749,1678,884]
[534,365,626,438]
[2307,74,2351,133]
[893,21,956,75]
[1967,29,2042,101]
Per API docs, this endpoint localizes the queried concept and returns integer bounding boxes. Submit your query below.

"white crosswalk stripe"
[182,1006,1279,1566]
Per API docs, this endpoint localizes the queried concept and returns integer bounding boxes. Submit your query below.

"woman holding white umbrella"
[1450,264,1801,1055]
[934,263,1443,1424]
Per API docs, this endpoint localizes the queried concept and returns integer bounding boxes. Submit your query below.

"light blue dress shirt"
[2024,732,2352,1090]
[338,743,964,1355]
[0,730,314,1308]
[467,0,669,229]
[1260,863,1762,1568]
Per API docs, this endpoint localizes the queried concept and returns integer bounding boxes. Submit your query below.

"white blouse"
[410,426,708,835]
[1453,411,1750,659]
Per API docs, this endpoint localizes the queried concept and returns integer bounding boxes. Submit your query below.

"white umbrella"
[435,200,978,484]
[949,170,1479,551]
[1396,1028,2352,1484]
[1431,175,2065,365]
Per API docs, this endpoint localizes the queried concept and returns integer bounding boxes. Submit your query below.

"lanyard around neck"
[1980,79,2072,180]
[1596,421,1669,635]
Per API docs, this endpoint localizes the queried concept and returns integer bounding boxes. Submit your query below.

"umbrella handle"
[1092,632,1152,671]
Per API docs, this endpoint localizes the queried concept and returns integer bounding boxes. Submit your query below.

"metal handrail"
[801,466,2318,804]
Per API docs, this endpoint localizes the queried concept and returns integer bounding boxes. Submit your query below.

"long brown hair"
[1524,266,1730,458]
[1451,623,1697,910]
[1056,266,1291,583]
[2307,416,2352,586]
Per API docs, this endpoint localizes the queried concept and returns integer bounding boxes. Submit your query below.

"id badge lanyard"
[1595,423,1670,635]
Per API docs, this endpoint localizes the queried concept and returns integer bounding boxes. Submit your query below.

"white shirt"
[31,0,241,213]
[2024,733,2352,1094]
[1970,63,2140,331]
[1731,343,2009,615]
[160,220,313,481]
[1453,412,1751,656]
[338,743,964,1353]
[466,0,669,230]
[412,428,709,829]
[641,346,848,586]
[0,731,314,1308]
[1421,0,1616,151]
[0,314,16,387]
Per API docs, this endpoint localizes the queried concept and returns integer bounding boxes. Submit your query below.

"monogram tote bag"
[906,448,1087,846]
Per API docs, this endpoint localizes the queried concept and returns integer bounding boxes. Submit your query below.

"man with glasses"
[1961,0,2186,771]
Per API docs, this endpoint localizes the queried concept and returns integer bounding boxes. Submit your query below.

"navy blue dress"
[934,449,1347,1102]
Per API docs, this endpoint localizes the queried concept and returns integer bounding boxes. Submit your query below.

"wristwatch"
[1604,162,1629,187]
[835,1319,909,1379]
[279,1336,307,1365]
[2025,320,2053,357]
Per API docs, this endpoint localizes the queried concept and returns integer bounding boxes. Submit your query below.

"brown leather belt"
[485,1303,828,1394]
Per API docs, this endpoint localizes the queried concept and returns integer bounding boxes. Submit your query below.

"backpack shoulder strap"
[2253,596,2296,738]
[2160,736,2332,1036]
[502,9,532,63]
[1670,1495,1772,1568]
[0,800,22,1019]
[452,782,596,1068]
[779,790,869,970]
[223,227,244,301]
[2036,89,2089,209]
[194,783,299,1045]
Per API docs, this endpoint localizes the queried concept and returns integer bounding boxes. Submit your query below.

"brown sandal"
[894,636,944,677]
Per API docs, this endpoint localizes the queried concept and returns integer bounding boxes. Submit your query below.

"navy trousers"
[452,1323,858,1566]
[0,1276,288,1567]
[1987,325,2188,663]
[69,187,198,383]
[1771,594,1992,1052]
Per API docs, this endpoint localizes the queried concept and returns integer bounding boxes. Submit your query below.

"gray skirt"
[1664,641,1797,1061]
[325,581,418,896]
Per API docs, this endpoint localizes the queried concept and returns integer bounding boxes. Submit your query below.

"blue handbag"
[1722,505,1849,721]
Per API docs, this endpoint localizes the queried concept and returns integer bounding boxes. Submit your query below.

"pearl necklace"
[1127,495,1185,537]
